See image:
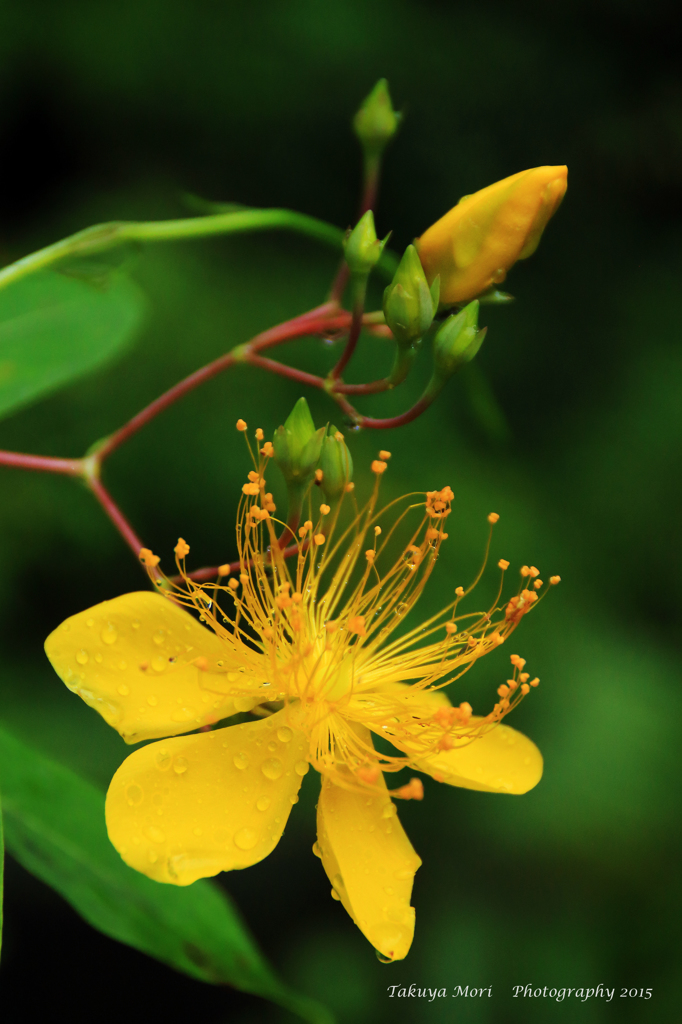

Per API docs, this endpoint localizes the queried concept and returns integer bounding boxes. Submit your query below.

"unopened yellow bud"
[416,165,568,305]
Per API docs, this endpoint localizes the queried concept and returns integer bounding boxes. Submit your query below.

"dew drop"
[117,684,130,696]
[332,873,344,890]
[381,802,397,819]
[155,749,172,770]
[145,825,165,845]
[375,951,393,963]
[394,868,413,880]
[100,624,117,645]
[312,842,322,858]
[147,695,159,706]
[95,653,103,663]
[234,827,258,850]
[233,752,249,771]
[290,794,299,804]
[173,756,189,774]
[151,655,167,673]
[131,620,140,630]
[294,760,310,777]
[383,886,395,895]
[86,618,94,628]
[76,649,89,665]
[153,631,165,646]
[261,758,283,780]
[256,796,271,811]
[171,707,197,723]
[125,784,143,806]
[267,741,277,752]
[277,726,293,743]
[331,889,341,901]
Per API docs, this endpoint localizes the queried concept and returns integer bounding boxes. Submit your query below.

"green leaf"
[0,724,332,1024]
[0,786,4,963]
[0,269,146,422]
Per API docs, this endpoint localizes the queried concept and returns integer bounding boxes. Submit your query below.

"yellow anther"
[334,431,344,442]
[393,778,423,801]
[520,682,530,695]
[507,679,518,691]
[195,656,209,671]
[498,559,510,571]
[456,701,473,723]
[533,579,543,590]
[357,765,381,784]
[455,586,465,597]
[298,527,308,539]
[236,419,247,431]
[371,460,387,474]
[519,672,529,683]
[255,428,264,441]
[325,620,338,632]
[510,655,526,668]
[520,565,531,577]
[445,622,457,634]
[262,627,274,640]
[497,684,510,697]
[528,566,540,577]
[347,615,367,637]
[218,563,231,576]
[345,482,355,492]
[228,579,239,591]
[320,504,331,515]
[529,677,540,687]
[292,592,303,603]
[379,450,392,461]
[467,636,478,647]
[174,538,190,559]
[437,735,455,751]
[488,512,500,524]
[314,533,326,546]
[242,483,260,496]
[239,573,249,584]
[139,548,160,568]
[374,526,382,536]
[260,441,274,457]
[549,575,561,585]
[315,469,324,482]
[365,550,376,561]
[426,528,440,540]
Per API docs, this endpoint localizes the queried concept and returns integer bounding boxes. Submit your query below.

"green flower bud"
[431,301,486,381]
[272,398,325,484]
[353,79,401,160]
[343,211,390,277]
[383,245,439,347]
[318,425,354,504]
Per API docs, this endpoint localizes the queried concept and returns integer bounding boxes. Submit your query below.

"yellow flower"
[415,165,568,305]
[45,450,554,962]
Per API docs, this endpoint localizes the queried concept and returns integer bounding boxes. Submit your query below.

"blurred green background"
[1,0,681,1021]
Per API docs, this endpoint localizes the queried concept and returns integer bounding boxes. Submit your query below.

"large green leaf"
[0,725,332,1023]
[0,269,145,421]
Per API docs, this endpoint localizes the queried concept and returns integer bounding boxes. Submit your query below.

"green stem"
[0,209,345,291]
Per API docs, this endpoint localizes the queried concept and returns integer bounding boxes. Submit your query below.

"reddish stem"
[244,354,326,390]
[86,475,146,557]
[332,391,434,430]
[0,451,82,475]
[333,378,392,395]
[331,296,364,380]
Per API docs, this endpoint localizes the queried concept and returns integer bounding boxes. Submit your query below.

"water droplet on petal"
[312,842,322,858]
[294,760,309,777]
[394,868,413,880]
[256,796,271,811]
[277,726,293,743]
[233,752,249,770]
[101,624,117,645]
[375,951,393,963]
[383,886,395,895]
[131,620,140,630]
[117,684,130,696]
[153,631,165,646]
[85,618,94,628]
[261,758,283,780]
[76,649,89,665]
[151,655,167,673]
[95,653,103,663]
[125,784,143,806]
[147,694,159,706]
[171,707,197,723]
[234,827,258,850]
[331,889,341,901]
[290,794,299,804]
[381,802,397,819]
[155,749,172,771]
[173,757,189,774]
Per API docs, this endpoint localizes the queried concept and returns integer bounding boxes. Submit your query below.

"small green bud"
[431,301,486,381]
[272,398,325,484]
[383,245,438,346]
[353,79,401,160]
[318,425,354,503]
[343,211,390,276]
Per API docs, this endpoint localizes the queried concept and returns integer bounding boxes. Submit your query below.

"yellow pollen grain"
[534,579,543,589]
[550,575,561,585]
[519,672,529,682]
[498,559,510,571]
[260,441,274,457]
[455,586,464,597]
[529,566,540,577]
[393,778,423,801]
[371,460,387,474]
[520,565,531,577]
[520,683,530,695]
[314,533,326,546]
[445,622,457,634]
[530,677,540,687]
[497,684,510,697]
[255,428,264,440]
[320,504,331,515]
[374,526,382,536]
[218,564,231,576]
[379,450,392,461]
[365,549,375,561]
[236,419,247,431]
[239,574,249,584]
[228,579,239,591]
[488,512,500,524]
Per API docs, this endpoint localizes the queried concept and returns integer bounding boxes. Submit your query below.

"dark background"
[1,0,681,1021]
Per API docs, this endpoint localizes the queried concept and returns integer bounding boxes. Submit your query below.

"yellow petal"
[316,771,421,961]
[105,709,309,884]
[45,591,268,743]
[419,717,543,794]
